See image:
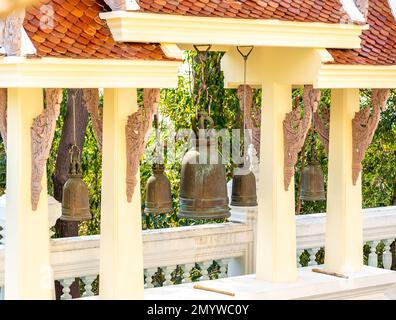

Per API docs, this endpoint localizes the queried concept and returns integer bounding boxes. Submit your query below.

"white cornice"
[0,57,181,88]
[100,11,367,49]
[316,63,396,88]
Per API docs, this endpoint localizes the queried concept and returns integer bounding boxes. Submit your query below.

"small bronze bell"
[61,146,91,222]
[145,163,173,215]
[231,163,258,207]
[179,113,230,220]
[300,142,326,202]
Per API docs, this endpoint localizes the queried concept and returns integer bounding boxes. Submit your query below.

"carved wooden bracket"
[83,89,102,151]
[31,88,62,210]
[0,10,25,56]
[352,89,390,185]
[125,88,160,202]
[283,85,320,191]
[237,85,261,156]
[0,88,7,150]
[313,104,330,156]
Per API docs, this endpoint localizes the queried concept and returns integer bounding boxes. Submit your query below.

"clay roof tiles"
[137,0,351,24]
[23,0,173,60]
[329,0,396,65]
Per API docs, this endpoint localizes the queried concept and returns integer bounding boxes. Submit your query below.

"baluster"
[145,268,157,288]
[200,261,212,281]
[0,287,3,300]
[368,240,380,267]
[60,278,75,300]
[218,259,230,279]
[81,276,97,297]
[383,239,393,270]
[296,249,303,268]
[183,263,194,283]
[163,265,176,286]
[308,248,319,266]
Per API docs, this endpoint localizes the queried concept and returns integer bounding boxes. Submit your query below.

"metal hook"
[236,46,254,60]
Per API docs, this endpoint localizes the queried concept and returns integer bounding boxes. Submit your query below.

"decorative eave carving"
[0,88,7,150]
[125,88,160,202]
[352,89,390,185]
[283,85,320,191]
[237,85,261,156]
[104,0,140,11]
[313,104,330,155]
[0,10,25,56]
[31,88,62,210]
[83,89,102,151]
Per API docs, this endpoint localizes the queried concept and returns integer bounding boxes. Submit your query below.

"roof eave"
[100,11,367,49]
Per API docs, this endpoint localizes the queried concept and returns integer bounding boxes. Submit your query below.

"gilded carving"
[313,104,330,155]
[83,89,102,151]
[283,85,320,191]
[352,89,390,185]
[0,88,7,150]
[125,88,160,202]
[31,88,62,210]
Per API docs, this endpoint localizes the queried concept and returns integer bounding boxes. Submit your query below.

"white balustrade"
[308,248,319,266]
[183,263,194,283]
[81,276,97,297]
[163,265,176,286]
[383,239,394,270]
[145,268,157,288]
[218,259,229,279]
[199,261,212,281]
[297,249,303,268]
[60,278,75,300]
[368,240,380,267]
[0,206,394,299]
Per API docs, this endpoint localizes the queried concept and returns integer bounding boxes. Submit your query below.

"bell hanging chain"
[193,44,213,117]
[237,46,254,164]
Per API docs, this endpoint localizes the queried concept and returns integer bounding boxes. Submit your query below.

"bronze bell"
[145,163,173,215]
[179,113,230,220]
[231,164,258,207]
[61,146,91,222]
[300,146,326,202]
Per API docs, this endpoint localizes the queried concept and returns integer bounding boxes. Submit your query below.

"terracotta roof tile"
[329,0,396,65]
[137,0,351,24]
[23,0,174,60]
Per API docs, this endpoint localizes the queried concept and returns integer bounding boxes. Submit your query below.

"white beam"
[0,57,181,89]
[5,88,54,299]
[101,11,366,49]
[316,64,396,89]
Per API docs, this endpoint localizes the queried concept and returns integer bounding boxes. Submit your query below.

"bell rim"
[60,214,92,222]
[178,211,231,220]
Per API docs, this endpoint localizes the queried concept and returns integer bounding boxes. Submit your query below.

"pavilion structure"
[0,0,396,299]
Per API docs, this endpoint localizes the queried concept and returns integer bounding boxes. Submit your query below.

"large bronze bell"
[61,146,91,222]
[231,163,258,207]
[179,113,230,220]
[300,143,326,202]
[145,163,173,214]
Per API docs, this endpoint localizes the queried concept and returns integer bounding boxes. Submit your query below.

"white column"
[256,82,296,282]
[325,89,363,274]
[5,88,54,299]
[99,88,144,299]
